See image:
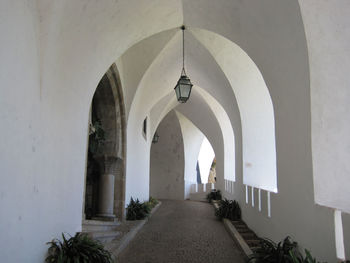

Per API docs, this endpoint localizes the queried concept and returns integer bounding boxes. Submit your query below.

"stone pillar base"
[97,174,115,218]
[92,215,116,222]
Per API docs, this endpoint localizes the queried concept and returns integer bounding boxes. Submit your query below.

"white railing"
[190,183,197,193]
[244,184,273,218]
[334,210,346,260]
[224,181,347,259]
[224,179,235,194]
[224,179,274,218]
[190,183,216,194]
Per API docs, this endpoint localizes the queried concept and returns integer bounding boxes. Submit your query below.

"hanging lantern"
[174,25,193,103]
[152,132,160,144]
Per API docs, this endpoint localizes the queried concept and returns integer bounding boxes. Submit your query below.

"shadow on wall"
[150,110,185,200]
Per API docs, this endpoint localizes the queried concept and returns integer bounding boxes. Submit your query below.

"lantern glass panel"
[175,84,181,100]
[180,83,191,98]
[152,132,159,143]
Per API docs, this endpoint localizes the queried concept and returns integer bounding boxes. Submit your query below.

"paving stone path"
[117,200,245,263]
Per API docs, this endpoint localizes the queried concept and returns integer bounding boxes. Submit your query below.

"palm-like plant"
[215,199,241,220]
[89,119,105,154]
[126,198,151,220]
[206,190,222,203]
[248,236,299,263]
[148,196,159,208]
[289,249,317,263]
[46,233,113,263]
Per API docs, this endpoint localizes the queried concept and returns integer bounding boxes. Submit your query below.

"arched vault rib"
[116,28,177,120]
[191,29,277,192]
[150,87,236,183]
[195,87,236,182]
[174,91,225,191]
[175,111,205,199]
[126,25,277,200]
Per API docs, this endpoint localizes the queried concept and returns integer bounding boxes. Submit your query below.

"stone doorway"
[84,64,126,221]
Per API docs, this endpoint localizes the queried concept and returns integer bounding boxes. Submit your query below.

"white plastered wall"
[124,33,182,203]
[196,87,236,182]
[149,90,226,200]
[184,32,242,187]
[183,1,341,261]
[192,29,276,192]
[1,0,350,262]
[149,85,236,199]
[115,29,177,120]
[298,0,350,214]
[0,2,47,262]
[176,112,205,199]
[150,93,179,143]
[0,1,183,262]
[124,29,242,202]
[150,111,185,200]
[176,92,225,192]
[298,1,350,257]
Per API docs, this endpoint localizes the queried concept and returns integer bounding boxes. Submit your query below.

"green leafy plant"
[89,119,105,154]
[126,198,151,220]
[215,198,241,220]
[248,236,299,263]
[206,189,222,203]
[46,232,113,263]
[289,249,318,263]
[143,201,153,213]
[148,196,159,208]
[211,159,216,169]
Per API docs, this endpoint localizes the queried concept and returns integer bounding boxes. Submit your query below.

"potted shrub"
[215,199,241,220]
[206,189,222,203]
[148,196,159,208]
[248,236,299,263]
[126,198,151,220]
[46,233,113,263]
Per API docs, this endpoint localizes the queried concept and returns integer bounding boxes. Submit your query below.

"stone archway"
[107,64,127,220]
[84,63,126,221]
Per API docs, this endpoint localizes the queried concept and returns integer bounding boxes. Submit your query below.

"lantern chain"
[181,25,186,76]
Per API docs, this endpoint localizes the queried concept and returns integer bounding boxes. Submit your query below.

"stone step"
[237,231,256,237]
[91,217,115,222]
[245,239,261,246]
[240,232,257,239]
[234,227,248,232]
[189,192,207,202]
[234,224,248,229]
[236,228,253,234]
[232,222,246,226]
[82,219,120,232]
[249,246,261,251]
[222,217,262,255]
[85,231,121,244]
[235,226,249,230]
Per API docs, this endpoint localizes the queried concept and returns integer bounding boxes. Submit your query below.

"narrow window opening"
[142,117,147,139]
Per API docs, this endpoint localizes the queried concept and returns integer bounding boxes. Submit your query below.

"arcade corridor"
[117,200,245,263]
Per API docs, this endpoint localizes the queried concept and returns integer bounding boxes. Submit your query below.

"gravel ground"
[117,200,245,263]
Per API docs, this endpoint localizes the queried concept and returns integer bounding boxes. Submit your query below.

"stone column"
[113,158,125,220]
[97,173,115,217]
[96,156,117,219]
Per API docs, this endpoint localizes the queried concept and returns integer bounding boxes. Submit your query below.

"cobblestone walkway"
[117,200,245,263]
